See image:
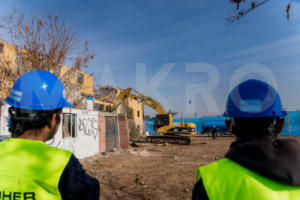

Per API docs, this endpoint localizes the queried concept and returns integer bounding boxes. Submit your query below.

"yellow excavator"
[105,88,196,145]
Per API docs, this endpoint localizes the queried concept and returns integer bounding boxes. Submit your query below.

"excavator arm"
[110,88,166,114]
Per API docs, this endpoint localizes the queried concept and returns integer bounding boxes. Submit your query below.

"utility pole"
[181,112,183,122]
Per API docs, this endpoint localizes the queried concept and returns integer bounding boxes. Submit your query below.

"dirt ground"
[81,137,300,200]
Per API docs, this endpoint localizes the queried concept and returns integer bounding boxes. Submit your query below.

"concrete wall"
[0,105,130,159]
[0,41,17,69]
[48,108,99,159]
[118,114,129,149]
[119,98,144,136]
[0,41,17,99]
[98,115,106,153]
[0,103,10,136]
[60,65,94,96]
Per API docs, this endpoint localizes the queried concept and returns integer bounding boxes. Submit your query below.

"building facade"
[0,40,94,101]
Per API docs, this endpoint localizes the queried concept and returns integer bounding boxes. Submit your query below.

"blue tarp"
[144,111,300,136]
[280,111,300,136]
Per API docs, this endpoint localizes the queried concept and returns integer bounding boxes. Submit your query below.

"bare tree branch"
[0,11,94,107]
[286,3,291,21]
[227,0,271,23]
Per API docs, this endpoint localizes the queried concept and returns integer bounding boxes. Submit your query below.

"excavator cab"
[149,113,191,145]
[154,114,170,132]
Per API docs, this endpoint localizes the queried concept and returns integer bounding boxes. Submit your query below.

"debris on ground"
[81,137,300,200]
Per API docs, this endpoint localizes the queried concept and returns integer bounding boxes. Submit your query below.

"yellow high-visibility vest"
[195,158,300,200]
[0,138,72,200]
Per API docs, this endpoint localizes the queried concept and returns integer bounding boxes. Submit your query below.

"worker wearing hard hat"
[0,70,100,199]
[192,79,300,200]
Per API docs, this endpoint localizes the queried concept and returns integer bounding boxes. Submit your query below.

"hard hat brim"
[223,111,287,118]
[5,97,74,110]
[62,99,74,108]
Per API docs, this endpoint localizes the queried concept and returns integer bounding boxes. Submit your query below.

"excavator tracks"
[145,135,191,145]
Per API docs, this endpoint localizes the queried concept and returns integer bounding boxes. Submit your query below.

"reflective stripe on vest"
[195,158,300,200]
[0,138,72,200]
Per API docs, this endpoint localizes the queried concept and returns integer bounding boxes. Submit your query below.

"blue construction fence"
[143,111,300,136]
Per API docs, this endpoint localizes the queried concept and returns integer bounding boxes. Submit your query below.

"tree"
[0,11,13,30]
[228,0,292,23]
[0,10,94,106]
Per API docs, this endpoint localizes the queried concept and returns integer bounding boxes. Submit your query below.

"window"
[106,105,112,112]
[137,110,140,117]
[77,73,84,84]
[62,114,77,138]
[0,43,3,53]
[98,104,105,111]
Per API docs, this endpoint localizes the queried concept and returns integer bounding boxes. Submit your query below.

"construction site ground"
[81,136,300,200]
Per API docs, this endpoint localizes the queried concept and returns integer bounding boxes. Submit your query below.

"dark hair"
[8,107,62,137]
[231,117,282,139]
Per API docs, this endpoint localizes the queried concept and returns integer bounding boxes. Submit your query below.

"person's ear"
[276,118,285,134]
[55,112,61,123]
[48,113,58,129]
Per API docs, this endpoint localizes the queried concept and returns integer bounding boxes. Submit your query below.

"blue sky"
[2,0,300,116]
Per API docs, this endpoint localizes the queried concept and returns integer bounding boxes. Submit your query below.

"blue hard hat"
[224,79,286,118]
[6,70,73,110]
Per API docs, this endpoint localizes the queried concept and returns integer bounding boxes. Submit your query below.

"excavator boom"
[110,88,166,114]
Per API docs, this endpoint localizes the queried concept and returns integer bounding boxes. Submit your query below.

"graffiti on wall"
[2,117,9,134]
[78,117,98,139]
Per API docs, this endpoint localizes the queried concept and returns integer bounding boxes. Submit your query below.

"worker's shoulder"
[10,138,73,158]
[35,143,74,167]
[197,159,228,174]
[199,158,235,175]
[201,158,230,169]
